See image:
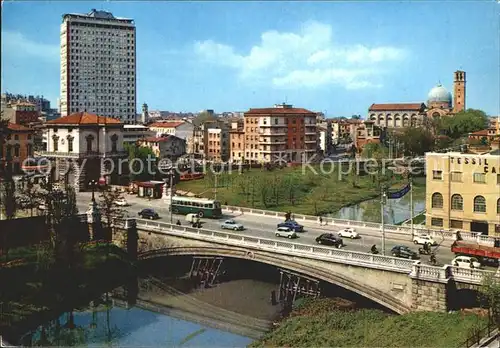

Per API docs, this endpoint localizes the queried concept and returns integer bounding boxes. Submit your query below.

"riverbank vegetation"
[176,165,425,216]
[252,298,488,347]
[0,242,136,342]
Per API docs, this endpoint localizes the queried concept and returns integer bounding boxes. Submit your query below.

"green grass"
[176,166,426,216]
[252,298,488,347]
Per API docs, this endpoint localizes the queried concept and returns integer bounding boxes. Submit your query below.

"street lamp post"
[89,180,97,202]
[409,176,414,239]
[381,185,387,255]
[169,169,174,224]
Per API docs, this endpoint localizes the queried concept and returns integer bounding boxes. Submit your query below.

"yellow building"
[425,151,500,236]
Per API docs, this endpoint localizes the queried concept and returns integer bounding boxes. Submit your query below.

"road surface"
[76,192,462,266]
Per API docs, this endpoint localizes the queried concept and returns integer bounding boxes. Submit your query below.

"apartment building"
[0,123,35,174]
[122,124,155,144]
[425,151,500,236]
[206,127,229,162]
[60,9,136,123]
[243,103,317,163]
[149,121,194,140]
[138,135,186,160]
[1,102,40,125]
[229,120,245,163]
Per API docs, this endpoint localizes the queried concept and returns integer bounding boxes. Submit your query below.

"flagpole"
[381,185,387,256]
[410,176,414,240]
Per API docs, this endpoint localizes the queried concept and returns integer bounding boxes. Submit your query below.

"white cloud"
[193,21,407,89]
[1,30,59,61]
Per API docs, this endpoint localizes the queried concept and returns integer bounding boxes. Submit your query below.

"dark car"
[391,245,419,259]
[138,208,159,220]
[277,220,304,232]
[315,233,344,248]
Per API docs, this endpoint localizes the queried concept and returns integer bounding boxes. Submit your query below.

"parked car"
[452,256,482,269]
[338,228,359,239]
[391,245,419,259]
[275,226,297,239]
[413,234,437,246]
[138,208,159,220]
[114,198,129,206]
[220,219,244,231]
[277,220,304,232]
[315,233,344,248]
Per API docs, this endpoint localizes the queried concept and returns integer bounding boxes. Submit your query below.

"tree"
[193,111,218,127]
[351,115,361,120]
[441,109,489,139]
[361,142,388,187]
[2,180,16,220]
[258,180,270,208]
[124,143,158,182]
[479,273,500,329]
[395,127,435,156]
[98,188,126,234]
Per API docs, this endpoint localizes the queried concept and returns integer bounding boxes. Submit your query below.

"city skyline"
[1,1,499,116]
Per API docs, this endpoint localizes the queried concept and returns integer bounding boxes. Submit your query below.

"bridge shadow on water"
[140,255,396,315]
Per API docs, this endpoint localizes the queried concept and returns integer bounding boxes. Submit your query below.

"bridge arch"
[139,246,411,314]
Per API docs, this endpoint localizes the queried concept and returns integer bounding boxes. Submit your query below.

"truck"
[451,240,500,266]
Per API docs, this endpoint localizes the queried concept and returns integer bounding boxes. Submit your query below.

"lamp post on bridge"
[89,179,97,203]
[381,184,387,255]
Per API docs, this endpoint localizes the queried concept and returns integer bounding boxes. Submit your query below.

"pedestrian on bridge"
[319,216,323,226]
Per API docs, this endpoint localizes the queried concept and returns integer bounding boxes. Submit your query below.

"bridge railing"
[132,219,496,284]
[133,219,417,273]
[222,205,498,246]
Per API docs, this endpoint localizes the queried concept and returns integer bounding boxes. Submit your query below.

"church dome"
[427,84,452,104]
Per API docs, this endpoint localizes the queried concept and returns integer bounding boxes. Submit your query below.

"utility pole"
[409,176,414,239]
[170,169,174,224]
[381,185,387,255]
[214,174,218,201]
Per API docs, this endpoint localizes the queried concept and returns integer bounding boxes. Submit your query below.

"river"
[330,194,426,225]
[16,278,280,347]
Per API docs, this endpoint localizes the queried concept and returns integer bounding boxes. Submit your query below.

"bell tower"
[453,70,466,113]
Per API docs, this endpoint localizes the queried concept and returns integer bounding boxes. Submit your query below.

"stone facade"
[411,279,448,312]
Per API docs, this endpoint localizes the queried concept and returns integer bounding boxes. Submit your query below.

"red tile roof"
[368,103,425,111]
[7,123,31,131]
[469,128,497,136]
[245,107,316,115]
[149,121,185,128]
[46,112,122,125]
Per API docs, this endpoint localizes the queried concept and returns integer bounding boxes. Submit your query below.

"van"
[185,213,198,223]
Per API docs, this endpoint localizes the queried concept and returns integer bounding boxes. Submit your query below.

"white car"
[452,256,482,269]
[275,227,297,239]
[114,198,129,206]
[413,234,437,246]
[338,228,359,239]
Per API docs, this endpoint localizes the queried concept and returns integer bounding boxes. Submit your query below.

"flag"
[387,183,410,199]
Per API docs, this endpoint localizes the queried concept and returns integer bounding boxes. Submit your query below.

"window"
[473,173,486,184]
[68,136,74,152]
[450,220,463,229]
[26,144,32,156]
[432,170,442,180]
[497,198,500,214]
[450,171,462,182]
[431,218,443,227]
[86,134,94,153]
[431,192,443,209]
[274,118,278,125]
[451,194,463,210]
[52,135,59,152]
[497,174,500,185]
[496,224,500,233]
[14,145,20,157]
[474,195,486,213]
[14,135,19,141]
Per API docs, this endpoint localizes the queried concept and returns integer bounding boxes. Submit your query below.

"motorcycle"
[429,253,437,265]
[418,247,431,255]
[370,246,379,254]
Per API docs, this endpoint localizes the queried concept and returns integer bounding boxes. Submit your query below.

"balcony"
[34,150,128,159]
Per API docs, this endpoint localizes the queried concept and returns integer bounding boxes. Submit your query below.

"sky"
[1,1,499,116]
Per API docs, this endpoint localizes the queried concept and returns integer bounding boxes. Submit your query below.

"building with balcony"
[137,136,186,160]
[353,121,382,154]
[0,123,35,175]
[425,151,500,236]
[60,9,136,123]
[243,103,318,163]
[206,127,229,162]
[35,112,128,191]
[229,120,245,163]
